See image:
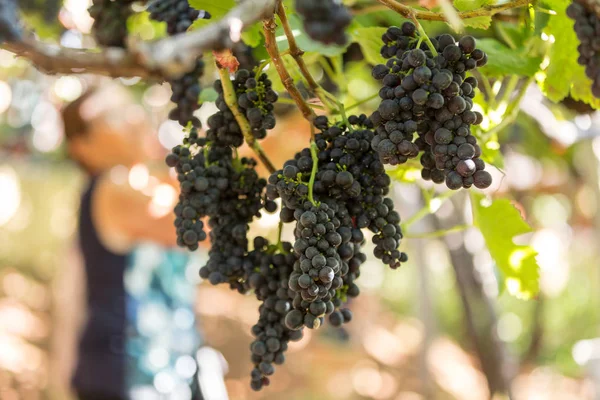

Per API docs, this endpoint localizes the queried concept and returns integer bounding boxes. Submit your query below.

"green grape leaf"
[241,23,264,47]
[454,0,493,29]
[349,27,386,66]
[189,0,234,17]
[463,16,492,29]
[189,0,235,29]
[471,194,540,299]
[476,38,542,77]
[542,0,600,108]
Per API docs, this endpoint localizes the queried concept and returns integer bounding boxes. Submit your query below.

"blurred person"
[54,84,226,400]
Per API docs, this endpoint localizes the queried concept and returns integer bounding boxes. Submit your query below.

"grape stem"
[308,141,319,206]
[482,76,532,140]
[402,189,458,229]
[376,0,530,21]
[353,4,390,15]
[344,93,379,111]
[412,16,438,56]
[277,97,326,110]
[405,224,470,239]
[276,220,285,250]
[262,16,316,125]
[216,64,277,174]
[276,2,338,114]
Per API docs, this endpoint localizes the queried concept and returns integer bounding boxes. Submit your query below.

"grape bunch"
[295,0,352,46]
[312,115,407,270]
[266,115,407,333]
[166,129,271,289]
[167,59,205,127]
[567,0,600,97]
[166,97,407,391]
[370,22,493,190]
[0,0,21,42]
[148,1,211,127]
[88,0,135,48]
[285,201,345,330]
[207,69,278,146]
[246,238,304,391]
[147,0,211,35]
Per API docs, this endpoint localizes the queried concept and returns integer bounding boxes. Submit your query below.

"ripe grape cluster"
[295,0,352,46]
[166,90,409,388]
[266,115,407,334]
[370,22,492,190]
[208,69,278,146]
[166,130,265,263]
[88,0,135,48]
[147,0,211,35]
[166,68,278,289]
[167,59,205,127]
[567,0,600,97]
[246,238,303,391]
[148,0,211,127]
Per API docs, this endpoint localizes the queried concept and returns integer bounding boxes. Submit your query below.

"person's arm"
[94,173,179,247]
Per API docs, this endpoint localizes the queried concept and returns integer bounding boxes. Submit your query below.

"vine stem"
[376,0,529,21]
[308,141,319,205]
[276,220,284,248]
[405,224,470,239]
[216,64,277,173]
[255,58,271,79]
[276,2,338,114]
[402,189,457,229]
[412,15,438,56]
[482,76,532,140]
[353,4,390,15]
[344,93,380,111]
[277,96,326,110]
[262,16,316,126]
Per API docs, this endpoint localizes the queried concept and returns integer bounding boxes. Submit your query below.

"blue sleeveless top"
[73,177,128,398]
[73,177,203,399]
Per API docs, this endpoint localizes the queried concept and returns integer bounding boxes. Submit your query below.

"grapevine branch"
[263,16,316,128]
[376,0,529,21]
[216,65,277,174]
[3,0,277,79]
[2,38,160,79]
[276,2,334,112]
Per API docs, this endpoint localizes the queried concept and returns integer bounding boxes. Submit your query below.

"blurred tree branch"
[2,38,161,79]
[2,0,276,79]
[435,194,516,397]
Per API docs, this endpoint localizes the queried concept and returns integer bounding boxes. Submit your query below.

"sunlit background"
[2,1,600,400]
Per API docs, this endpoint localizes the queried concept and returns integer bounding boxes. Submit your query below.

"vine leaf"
[471,193,540,299]
[189,0,235,29]
[454,0,493,29]
[542,0,600,108]
[476,39,542,77]
[241,23,263,47]
[349,27,386,66]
